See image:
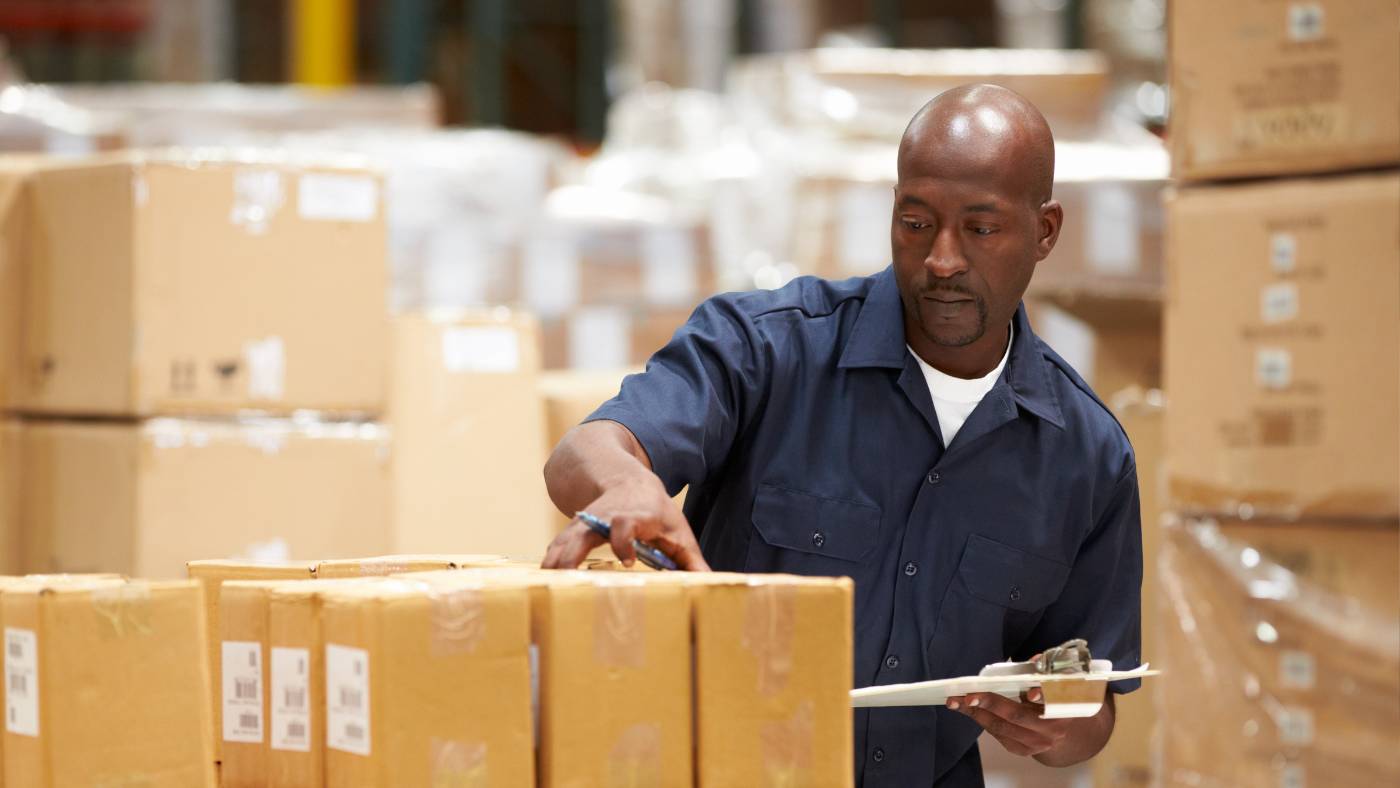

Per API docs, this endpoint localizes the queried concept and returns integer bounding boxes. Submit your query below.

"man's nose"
[924,227,969,278]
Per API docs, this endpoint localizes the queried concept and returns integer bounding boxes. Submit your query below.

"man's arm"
[540,420,709,570]
[947,688,1115,766]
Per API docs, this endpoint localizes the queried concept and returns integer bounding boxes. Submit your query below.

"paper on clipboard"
[851,663,1158,719]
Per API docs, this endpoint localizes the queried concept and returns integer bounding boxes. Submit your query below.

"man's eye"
[970,226,996,236]
[903,220,929,231]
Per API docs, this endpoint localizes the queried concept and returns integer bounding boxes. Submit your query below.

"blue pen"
[575,511,679,571]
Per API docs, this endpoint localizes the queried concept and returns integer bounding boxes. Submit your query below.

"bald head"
[898,84,1055,207]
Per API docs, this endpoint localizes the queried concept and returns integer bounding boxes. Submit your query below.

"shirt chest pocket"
[929,534,1072,678]
[746,483,881,574]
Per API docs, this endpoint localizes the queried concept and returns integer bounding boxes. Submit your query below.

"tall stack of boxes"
[0,151,393,578]
[1159,1,1400,785]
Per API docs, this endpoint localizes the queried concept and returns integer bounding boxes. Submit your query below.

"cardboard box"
[1025,297,1162,397]
[266,581,334,788]
[389,312,554,556]
[21,418,392,578]
[534,572,692,788]
[219,581,285,787]
[0,158,38,410]
[12,152,388,417]
[319,575,535,787]
[1168,0,1400,181]
[1,579,217,787]
[692,575,854,787]
[0,420,19,576]
[1164,172,1400,518]
[187,561,318,767]
[312,554,508,579]
[1093,390,1164,788]
[540,305,695,371]
[1157,517,1400,787]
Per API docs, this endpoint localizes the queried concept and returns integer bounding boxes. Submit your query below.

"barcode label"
[271,646,312,752]
[222,641,264,743]
[326,644,371,756]
[4,628,38,737]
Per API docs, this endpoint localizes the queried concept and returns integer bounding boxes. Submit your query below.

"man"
[541,84,1142,786]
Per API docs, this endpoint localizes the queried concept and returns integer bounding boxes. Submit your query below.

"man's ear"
[1036,200,1064,261]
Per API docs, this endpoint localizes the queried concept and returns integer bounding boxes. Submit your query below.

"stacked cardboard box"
[0,151,392,581]
[1160,3,1400,783]
[389,311,555,556]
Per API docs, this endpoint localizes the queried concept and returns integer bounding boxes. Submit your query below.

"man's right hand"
[540,476,711,571]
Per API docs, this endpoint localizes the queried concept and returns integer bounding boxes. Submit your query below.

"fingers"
[651,508,711,572]
[608,515,640,566]
[950,693,1067,757]
[540,521,605,569]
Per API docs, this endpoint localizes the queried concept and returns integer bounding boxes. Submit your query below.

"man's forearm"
[1034,693,1115,767]
[543,420,655,516]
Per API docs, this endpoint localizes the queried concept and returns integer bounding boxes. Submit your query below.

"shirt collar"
[838,266,1065,429]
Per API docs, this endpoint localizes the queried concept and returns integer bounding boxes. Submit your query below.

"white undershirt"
[908,324,1013,447]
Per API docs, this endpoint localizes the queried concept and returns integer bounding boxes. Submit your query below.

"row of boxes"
[0,562,856,787]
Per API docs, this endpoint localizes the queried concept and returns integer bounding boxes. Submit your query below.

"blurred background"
[0,2,1395,787]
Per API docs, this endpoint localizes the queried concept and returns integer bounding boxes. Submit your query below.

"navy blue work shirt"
[587,267,1143,787]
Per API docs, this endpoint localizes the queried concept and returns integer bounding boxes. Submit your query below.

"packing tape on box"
[607,722,663,788]
[429,737,489,788]
[743,580,796,697]
[91,582,154,638]
[760,700,815,786]
[592,575,647,669]
[383,577,487,657]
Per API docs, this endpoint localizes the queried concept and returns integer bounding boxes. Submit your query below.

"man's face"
[891,162,1055,348]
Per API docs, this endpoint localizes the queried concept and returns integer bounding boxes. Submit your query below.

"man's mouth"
[925,294,973,304]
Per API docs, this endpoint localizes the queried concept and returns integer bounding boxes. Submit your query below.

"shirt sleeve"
[1015,460,1144,694]
[584,295,770,497]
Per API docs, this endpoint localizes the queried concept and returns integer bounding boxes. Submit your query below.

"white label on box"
[1255,348,1292,390]
[298,173,379,222]
[1287,3,1324,42]
[4,628,38,737]
[838,184,894,275]
[641,227,699,305]
[1260,282,1299,323]
[43,130,97,157]
[231,170,286,235]
[1270,233,1297,274]
[522,237,581,316]
[441,326,521,374]
[1276,707,1314,745]
[244,336,286,401]
[569,307,631,371]
[1278,650,1316,690]
[1086,183,1140,275]
[1034,304,1097,385]
[222,641,264,743]
[326,644,370,756]
[270,647,312,752]
[1280,764,1306,788]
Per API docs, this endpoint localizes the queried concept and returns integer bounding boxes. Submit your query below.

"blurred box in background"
[1157,516,1400,787]
[0,418,18,575]
[1168,0,1400,181]
[9,152,388,418]
[539,304,694,371]
[1165,171,1400,519]
[1025,296,1162,397]
[389,311,553,557]
[20,418,391,579]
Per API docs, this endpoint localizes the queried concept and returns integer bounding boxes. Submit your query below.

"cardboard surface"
[21,418,392,579]
[266,582,334,788]
[1157,517,1400,786]
[219,581,291,788]
[319,576,535,787]
[692,575,854,788]
[14,153,388,417]
[1,579,216,787]
[1164,172,1400,518]
[0,420,19,576]
[389,312,554,557]
[1169,0,1400,181]
[534,573,692,788]
[0,158,40,411]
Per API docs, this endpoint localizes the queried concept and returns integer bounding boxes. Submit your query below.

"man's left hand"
[946,687,1114,766]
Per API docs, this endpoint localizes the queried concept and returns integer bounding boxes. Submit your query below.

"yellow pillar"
[290,0,354,86]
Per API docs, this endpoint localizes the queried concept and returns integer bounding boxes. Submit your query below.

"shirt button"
[812,531,826,549]
[872,747,886,763]
[885,654,900,670]
[1009,586,1022,602]
[927,471,941,485]
[903,561,918,577]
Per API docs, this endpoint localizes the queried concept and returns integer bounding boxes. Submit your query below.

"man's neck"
[906,320,1012,380]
